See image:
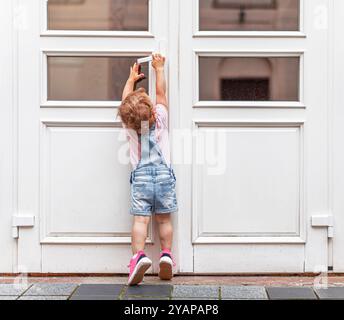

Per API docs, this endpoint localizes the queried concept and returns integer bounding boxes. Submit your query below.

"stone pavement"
[1,276,344,300]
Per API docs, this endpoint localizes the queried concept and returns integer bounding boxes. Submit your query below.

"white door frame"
[332,0,344,272]
[0,0,16,273]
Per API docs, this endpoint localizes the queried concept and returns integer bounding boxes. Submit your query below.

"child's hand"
[128,63,145,83]
[152,53,165,70]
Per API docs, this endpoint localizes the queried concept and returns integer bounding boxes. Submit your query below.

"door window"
[199,0,300,31]
[199,56,299,101]
[47,56,149,101]
[47,0,149,31]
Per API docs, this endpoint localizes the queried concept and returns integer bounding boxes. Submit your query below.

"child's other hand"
[129,63,145,83]
[152,53,165,70]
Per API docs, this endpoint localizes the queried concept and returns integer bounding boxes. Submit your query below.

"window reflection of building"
[48,0,148,31]
[48,57,149,101]
[199,57,299,101]
[200,0,299,31]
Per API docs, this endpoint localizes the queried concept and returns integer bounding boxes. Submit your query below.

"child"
[118,54,178,286]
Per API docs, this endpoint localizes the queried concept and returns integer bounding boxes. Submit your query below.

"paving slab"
[23,283,77,296]
[124,297,170,300]
[125,284,172,298]
[172,297,218,300]
[221,286,268,300]
[0,296,18,300]
[266,287,317,300]
[72,284,124,297]
[19,296,69,300]
[70,295,119,301]
[172,285,219,299]
[315,287,344,300]
[0,284,30,296]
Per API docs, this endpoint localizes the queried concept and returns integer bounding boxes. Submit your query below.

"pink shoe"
[158,249,176,280]
[128,250,152,286]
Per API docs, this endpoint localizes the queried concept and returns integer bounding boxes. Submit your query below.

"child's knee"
[133,216,151,225]
[155,213,172,224]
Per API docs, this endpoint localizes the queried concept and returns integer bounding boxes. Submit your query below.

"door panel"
[40,123,136,243]
[194,244,304,273]
[194,124,302,239]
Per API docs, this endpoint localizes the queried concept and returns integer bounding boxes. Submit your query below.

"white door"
[178,0,331,273]
[17,0,172,273]
[16,0,331,274]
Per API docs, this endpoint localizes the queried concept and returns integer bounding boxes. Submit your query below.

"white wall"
[0,0,15,273]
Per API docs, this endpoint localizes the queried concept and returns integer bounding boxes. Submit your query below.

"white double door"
[17,0,330,273]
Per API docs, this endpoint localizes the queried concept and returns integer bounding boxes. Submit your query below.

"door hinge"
[12,215,35,239]
[311,214,334,238]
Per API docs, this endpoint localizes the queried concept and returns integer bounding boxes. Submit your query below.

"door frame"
[0,0,16,273]
[8,0,343,274]
[332,0,344,272]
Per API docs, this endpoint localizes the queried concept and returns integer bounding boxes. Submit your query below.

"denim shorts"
[130,166,178,216]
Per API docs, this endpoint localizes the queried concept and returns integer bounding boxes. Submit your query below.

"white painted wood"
[192,124,303,242]
[41,244,156,273]
[194,244,305,273]
[13,215,35,227]
[167,0,182,272]
[16,0,42,272]
[303,0,330,272]
[39,122,155,244]
[0,0,16,273]
[312,214,334,227]
[193,31,307,38]
[180,0,330,272]
[194,101,306,108]
[332,0,344,272]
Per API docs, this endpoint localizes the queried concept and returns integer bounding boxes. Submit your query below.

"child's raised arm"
[122,63,145,101]
[152,54,168,108]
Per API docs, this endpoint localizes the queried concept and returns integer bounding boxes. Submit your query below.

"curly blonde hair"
[118,88,156,133]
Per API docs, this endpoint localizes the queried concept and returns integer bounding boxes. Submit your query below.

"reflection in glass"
[48,0,149,31]
[199,57,299,101]
[199,0,299,31]
[48,56,149,101]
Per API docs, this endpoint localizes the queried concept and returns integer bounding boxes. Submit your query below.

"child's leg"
[155,214,173,250]
[155,213,174,280]
[131,216,150,254]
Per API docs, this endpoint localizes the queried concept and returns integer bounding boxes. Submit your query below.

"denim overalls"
[129,123,178,216]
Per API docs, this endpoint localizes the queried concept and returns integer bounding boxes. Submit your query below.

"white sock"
[132,253,138,259]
